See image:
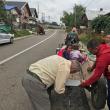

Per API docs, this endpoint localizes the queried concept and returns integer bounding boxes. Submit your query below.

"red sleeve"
[81,56,107,87]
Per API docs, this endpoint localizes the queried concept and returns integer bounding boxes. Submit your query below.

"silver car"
[0,33,14,44]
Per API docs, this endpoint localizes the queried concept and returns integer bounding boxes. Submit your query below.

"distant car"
[0,33,14,44]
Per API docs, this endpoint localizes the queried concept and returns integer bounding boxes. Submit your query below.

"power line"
[85,0,95,8]
[81,0,90,7]
[85,0,99,8]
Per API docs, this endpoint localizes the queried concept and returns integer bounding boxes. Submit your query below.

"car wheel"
[91,77,107,109]
[10,37,14,44]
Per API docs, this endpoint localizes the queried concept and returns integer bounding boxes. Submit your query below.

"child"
[57,44,73,60]
[63,44,73,60]
[70,44,85,63]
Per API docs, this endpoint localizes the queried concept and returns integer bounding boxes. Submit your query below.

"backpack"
[65,32,79,45]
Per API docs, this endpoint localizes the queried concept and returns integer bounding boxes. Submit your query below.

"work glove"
[79,82,92,92]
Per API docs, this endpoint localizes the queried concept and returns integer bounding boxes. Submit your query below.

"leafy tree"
[61,5,86,31]
[61,11,73,27]
[0,1,7,22]
[73,5,86,28]
[91,15,110,34]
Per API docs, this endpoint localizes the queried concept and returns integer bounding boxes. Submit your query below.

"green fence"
[0,24,11,33]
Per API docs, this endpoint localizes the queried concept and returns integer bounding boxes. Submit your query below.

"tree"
[73,5,86,28]
[0,1,7,22]
[61,5,86,30]
[91,15,110,34]
[61,11,73,27]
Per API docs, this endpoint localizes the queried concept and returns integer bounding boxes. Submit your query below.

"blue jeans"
[107,79,110,110]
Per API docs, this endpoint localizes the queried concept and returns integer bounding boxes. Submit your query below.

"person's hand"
[80,79,85,83]
[108,65,110,72]
[79,80,86,87]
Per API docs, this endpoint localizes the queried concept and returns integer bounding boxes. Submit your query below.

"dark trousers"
[107,79,110,110]
[22,73,51,110]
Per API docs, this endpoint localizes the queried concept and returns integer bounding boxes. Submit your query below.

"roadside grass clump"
[12,29,31,37]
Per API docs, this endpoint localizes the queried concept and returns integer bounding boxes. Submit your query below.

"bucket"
[65,79,81,87]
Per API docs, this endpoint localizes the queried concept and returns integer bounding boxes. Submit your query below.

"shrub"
[80,33,104,45]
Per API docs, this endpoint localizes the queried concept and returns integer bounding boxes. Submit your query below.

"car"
[0,33,14,44]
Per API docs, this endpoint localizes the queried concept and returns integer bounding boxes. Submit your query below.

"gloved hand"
[79,80,87,87]
[79,82,85,87]
[79,82,92,92]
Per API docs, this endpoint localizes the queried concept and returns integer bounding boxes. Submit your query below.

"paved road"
[0,29,90,110]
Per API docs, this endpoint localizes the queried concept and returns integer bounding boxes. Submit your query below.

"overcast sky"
[7,0,110,24]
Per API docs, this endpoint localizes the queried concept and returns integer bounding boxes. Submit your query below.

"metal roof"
[86,10,110,20]
[4,4,16,10]
[5,1,26,10]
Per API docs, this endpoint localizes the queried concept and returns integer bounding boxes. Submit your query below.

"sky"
[6,0,110,24]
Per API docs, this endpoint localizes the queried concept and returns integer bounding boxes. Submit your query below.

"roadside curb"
[14,29,49,41]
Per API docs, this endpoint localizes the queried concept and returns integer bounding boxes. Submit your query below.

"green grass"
[12,29,31,37]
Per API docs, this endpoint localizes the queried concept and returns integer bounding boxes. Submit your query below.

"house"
[86,9,109,26]
[29,8,38,25]
[4,4,21,28]
[81,13,88,28]
[6,1,32,29]
[30,8,38,19]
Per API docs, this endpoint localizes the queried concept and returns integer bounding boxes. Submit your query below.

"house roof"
[5,1,26,10]
[86,10,110,20]
[4,4,16,10]
[30,8,38,18]
[4,4,21,15]
[5,1,31,16]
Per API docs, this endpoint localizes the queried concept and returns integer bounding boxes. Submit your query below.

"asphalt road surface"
[0,29,90,110]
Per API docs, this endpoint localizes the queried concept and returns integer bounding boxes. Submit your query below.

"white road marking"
[0,30,57,65]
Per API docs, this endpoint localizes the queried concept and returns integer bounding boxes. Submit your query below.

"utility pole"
[37,3,39,18]
[48,16,50,22]
[44,13,45,22]
[25,0,28,2]
[74,4,77,27]
[42,12,45,23]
